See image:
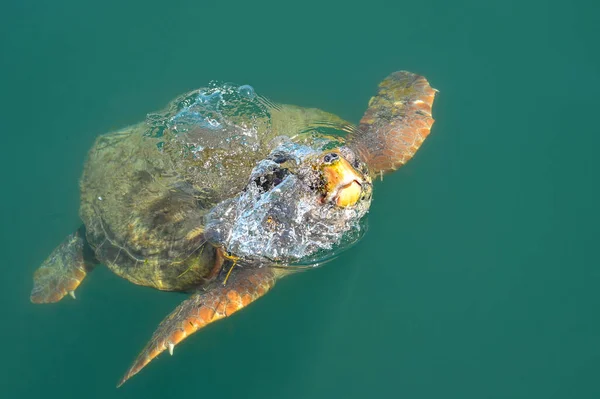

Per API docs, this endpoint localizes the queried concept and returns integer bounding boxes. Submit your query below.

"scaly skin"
[30,232,91,303]
[349,71,437,176]
[117,266,280,387]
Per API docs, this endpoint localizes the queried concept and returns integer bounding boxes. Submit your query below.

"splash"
[145,82,271,155]
[204,139,370,265]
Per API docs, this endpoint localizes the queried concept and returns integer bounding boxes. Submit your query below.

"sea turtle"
[30,71,437,386]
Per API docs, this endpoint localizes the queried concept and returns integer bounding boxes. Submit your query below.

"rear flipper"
[30,228,96,304]
[117,266,277,387]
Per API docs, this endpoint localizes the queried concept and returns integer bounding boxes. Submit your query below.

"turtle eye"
[323,152,339,164]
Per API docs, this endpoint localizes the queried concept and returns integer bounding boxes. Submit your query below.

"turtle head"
[312,148,372,208]
[204,142,372,265]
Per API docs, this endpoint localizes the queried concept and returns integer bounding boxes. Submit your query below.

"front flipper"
[30,229,95,304]
[348,71,437,175]
[117,266,277,387]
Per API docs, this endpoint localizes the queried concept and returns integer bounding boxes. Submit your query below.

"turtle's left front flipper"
[117,266,278,387]
[348,71,437,176]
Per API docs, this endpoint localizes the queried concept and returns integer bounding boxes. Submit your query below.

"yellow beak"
[321,156,366,208]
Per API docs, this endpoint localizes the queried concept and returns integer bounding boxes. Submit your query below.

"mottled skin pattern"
[30,230,93,303]
[30,71,437,387]
[118,266,281,387]
[349,72,437,175]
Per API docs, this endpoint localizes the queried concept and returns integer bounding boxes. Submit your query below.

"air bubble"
[197,90,223,106]
[237,85,256,99]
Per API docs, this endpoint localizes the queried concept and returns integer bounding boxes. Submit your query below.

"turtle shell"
[79,83,352,291]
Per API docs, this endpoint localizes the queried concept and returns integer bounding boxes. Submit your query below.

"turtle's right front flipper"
[30,228,96,304]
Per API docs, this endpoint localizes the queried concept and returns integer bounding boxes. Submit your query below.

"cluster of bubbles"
[204,139,370,266]
[168,84,257,132]
[145,83,269,155]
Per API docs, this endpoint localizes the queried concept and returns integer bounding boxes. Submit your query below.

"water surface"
[1,0,598,398]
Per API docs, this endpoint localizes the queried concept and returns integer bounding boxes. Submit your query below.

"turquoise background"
[1,0,598,398]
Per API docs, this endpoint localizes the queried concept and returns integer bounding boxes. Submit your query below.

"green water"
[2,0,599,397]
